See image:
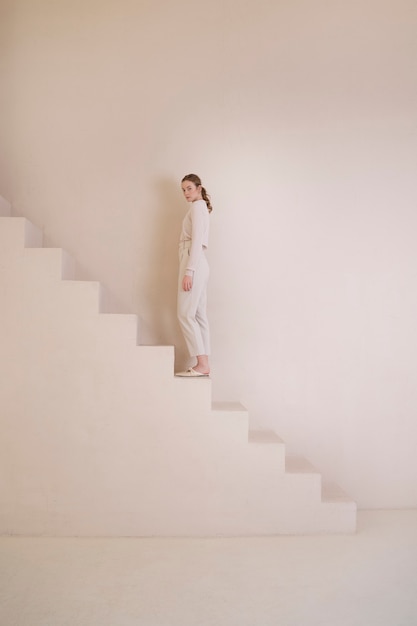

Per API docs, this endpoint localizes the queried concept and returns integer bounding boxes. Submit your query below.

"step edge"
[285,455,321,474]
[249,430,284,444]
[211,401,247,412]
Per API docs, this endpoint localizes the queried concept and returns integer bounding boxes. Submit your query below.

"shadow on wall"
[139,177,190,371]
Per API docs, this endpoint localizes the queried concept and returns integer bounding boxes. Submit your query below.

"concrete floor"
[0,510,416,626]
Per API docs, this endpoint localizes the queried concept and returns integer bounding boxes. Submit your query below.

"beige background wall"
[1,0,416,508]
[0,0,13,198]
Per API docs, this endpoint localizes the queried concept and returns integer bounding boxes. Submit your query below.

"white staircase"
[0,200,356,535]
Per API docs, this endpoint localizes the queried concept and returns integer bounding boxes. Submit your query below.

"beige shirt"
[180,199,209,276]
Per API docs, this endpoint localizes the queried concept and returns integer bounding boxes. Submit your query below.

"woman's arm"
[182,202,207,290]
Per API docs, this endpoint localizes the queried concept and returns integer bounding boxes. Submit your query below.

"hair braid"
[200,186,212,213]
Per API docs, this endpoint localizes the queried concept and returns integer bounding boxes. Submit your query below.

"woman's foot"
[175,355,210,377]
[175,368,209,377]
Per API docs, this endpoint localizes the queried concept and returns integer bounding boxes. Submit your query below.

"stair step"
[57,280,101,314]
[24,219,43,247]
[0,196,11,216]
[212,401,247,412]
[174,375,212,412]
[97,314,139,345]
[0,217,43,260]
[286,456,320,474]
[249,430,284,444]
[61,250,76,279]
[246,430,286,475]
[322,482,355,503]
[23,248,68,281]
[210,401,249,444]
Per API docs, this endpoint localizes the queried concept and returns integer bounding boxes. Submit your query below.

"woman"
[175,174,212,377]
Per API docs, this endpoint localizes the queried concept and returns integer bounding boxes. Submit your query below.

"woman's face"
[181,180,202,203]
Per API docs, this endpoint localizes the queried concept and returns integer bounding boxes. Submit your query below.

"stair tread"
[286,456,320,474]
[249,430,284,444]
[322,482,357,504]
[212,401,247,412]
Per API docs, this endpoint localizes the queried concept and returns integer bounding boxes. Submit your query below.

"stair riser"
[0,218,42,258]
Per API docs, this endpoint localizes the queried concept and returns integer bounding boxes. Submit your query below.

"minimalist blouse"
[180,199,209,276]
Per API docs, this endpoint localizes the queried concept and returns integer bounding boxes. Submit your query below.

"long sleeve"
[187,202,208,272]
[180,200,209,277]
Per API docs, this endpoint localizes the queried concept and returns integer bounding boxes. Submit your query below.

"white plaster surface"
[0,511,416,626]
[0,215,355,535]
[1,1,416,511]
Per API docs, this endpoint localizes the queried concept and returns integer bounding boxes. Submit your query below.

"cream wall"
[0,0,13,198]
[1,0,417,508]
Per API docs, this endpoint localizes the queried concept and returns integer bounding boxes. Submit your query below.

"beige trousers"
[177,241,210,357]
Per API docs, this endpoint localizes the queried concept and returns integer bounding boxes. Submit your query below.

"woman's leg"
[193,265,210,373]
[177,250,210,373]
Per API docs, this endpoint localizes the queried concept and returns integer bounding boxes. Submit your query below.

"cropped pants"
[177,241,210,357]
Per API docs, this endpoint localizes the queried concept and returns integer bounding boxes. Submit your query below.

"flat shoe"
[175,368,210,377]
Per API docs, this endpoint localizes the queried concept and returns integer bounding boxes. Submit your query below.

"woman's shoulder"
[192,199,209,213]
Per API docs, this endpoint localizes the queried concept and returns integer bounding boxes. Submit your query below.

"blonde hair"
[182,174,213,213]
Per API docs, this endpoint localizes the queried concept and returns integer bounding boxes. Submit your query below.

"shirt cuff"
[185,269,194,277]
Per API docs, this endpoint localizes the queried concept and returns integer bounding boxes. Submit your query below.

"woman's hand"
[182,275,193,291]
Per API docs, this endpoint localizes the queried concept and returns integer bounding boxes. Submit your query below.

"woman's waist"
[179,239,208,250]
